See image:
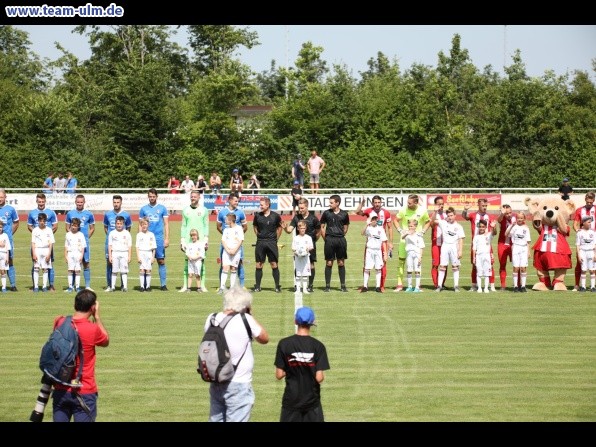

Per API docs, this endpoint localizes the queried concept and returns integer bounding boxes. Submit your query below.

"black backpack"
[197,312,252,383]
[39,316,84,388]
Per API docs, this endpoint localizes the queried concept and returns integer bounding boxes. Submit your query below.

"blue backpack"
[39,316,84,388]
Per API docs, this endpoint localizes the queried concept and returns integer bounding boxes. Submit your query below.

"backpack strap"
[212,311,253,370]
[65,316,85,386]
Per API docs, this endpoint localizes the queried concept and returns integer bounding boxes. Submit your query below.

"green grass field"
[1,218,594,422]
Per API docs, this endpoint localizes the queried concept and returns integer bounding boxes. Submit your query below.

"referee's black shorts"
[255,240,279,263]
[309,245,317,263]
[324,236,347,261]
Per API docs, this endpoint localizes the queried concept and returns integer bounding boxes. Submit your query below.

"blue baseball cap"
[295,306,316,326]
[233,168,239,173]
[562,178,569,182]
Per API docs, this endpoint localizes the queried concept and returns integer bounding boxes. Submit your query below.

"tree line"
[1,25,594,191]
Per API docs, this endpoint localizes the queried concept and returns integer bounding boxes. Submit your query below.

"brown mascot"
[525,196,576,291]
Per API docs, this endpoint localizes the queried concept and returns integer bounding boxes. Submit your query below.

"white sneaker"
[477,289,483,294]
[201,285,208,292]
[469,285,478,292]
[105,287,114,293]
[178,287,188,293]
[85,287,94,292]
[303,288,310,294]
[484,288,490,294]
[490,284,496,292]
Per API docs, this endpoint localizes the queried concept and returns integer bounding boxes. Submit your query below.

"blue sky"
[17,25,596,80]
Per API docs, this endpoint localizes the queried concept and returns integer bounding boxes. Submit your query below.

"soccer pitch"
[0,218,594,422]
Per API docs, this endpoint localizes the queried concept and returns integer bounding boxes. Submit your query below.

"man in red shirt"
[429,196,448,288]
[496,204,517,290]
[355,195,393,291]
[572,192,595,291]
[51,289,110,422]
[462,198,497,292]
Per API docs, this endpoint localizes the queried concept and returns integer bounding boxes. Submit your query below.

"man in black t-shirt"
[275,306,330,422]
[252,197,283,292]
[283,198,321,292]
[320,194,350,292]
[558,178,573,201]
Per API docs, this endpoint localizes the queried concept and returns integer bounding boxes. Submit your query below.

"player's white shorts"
[364,248,384,270]
[475,252,493,277]
[34,247,52,270]
[579,249,595,271]
[112,251,129,273]
[189,258,203,276]
[66,250,83,271]
[511,245,529,268]
[440,244,461,267]
[222,250,241,268]
[294,255,311,277]
[0,251,8,270]
[405,251,422,272]
[138,250,154,271]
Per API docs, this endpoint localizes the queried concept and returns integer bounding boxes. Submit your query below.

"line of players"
[1,189,595,293]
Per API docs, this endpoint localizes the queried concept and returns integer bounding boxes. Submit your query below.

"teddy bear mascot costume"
[525,196,576,291]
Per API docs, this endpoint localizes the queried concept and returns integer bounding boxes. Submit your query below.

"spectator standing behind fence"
[139,188,170,291]
[203,286,269,422]
[65,172,78,194]
[181,175,195,195]
[0,188,20,291]
[210,171,222,198]
[230,169,244,197]
[54,172,66,193]
[168,176,181,215]
[559,178,573,201]
[196,175,208,196]
[103,195,132,291]
[51,289,109,422]
[42,172,54,194]
[307,151,325,194]
[247,175,260,195]
[292,153,306,187]
[275,306,329,422]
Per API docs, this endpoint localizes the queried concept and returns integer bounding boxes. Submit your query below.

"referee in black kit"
[252,197,283,292]
[320,194,350,292]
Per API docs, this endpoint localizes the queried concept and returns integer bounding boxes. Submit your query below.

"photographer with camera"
[32,289,109,422]
[203,286,269,422]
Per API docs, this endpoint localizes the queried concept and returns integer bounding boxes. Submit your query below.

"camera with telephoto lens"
[30,375,53,422]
